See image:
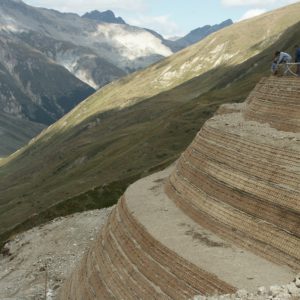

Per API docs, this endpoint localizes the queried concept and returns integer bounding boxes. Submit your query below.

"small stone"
[257,286,267,295]
[269,285,282,297]
[294,274,300,281]
[247,293,256,300]
[218,295,229,300]
[294,276,300,288]
[0,246,11,257]
[236,289,248,298]
[273,292,291,299]
[287,282,299,295]
[193,296,206,300]
[220,294,231,299]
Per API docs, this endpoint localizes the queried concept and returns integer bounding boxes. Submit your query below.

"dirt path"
[125,167,296,292]
[0,207,113,300]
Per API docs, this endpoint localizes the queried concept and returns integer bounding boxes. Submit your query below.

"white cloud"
[239,8,267,20]
[128,15,182,38]
[222,0,299,6]
[222,0,300,22]
[23,0,147,15]
[23,0,182,37]
[222,0,275,6]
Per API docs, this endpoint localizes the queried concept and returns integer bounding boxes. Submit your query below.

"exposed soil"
[0,208,113,300]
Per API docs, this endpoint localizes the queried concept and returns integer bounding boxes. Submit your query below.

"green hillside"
[0,112,45,156]
[1,3,300,245]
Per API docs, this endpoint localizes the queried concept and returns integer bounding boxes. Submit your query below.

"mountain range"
[82,10,126,25]
[0,0,232,155]
[0,1,299,247]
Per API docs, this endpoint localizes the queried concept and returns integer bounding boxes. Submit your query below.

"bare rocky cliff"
[0,32,95,124]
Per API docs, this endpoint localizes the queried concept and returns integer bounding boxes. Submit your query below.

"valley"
[0,0,232,155]
[0,2,300,248]
[0,2,300,299]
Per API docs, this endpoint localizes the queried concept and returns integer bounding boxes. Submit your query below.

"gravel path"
[0,207,113,300]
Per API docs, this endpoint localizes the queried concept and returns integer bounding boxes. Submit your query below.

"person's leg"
[271,62,277,75]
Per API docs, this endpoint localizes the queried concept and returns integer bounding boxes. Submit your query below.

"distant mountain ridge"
[81,10,233,53]
[144,19,233,52]
[0,0,235,155]
[167,19,233,51]
[0,0,173,155]
[82,10,126,24]
[178,19,233,47]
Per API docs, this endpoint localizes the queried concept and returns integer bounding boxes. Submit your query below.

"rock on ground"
[0,207,113,300]
[192,274,300,299]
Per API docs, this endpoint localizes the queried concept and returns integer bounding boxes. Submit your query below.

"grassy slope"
[0,112,45,156]
[0,3,300,243]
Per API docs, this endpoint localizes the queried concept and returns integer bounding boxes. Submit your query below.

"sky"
[23,0,300,37]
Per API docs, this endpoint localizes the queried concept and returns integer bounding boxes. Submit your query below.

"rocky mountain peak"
[82,10,126,25]
[220,18,233,26]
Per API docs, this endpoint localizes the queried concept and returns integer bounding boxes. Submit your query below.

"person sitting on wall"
[294,45,300,76]
[271,51,292,76]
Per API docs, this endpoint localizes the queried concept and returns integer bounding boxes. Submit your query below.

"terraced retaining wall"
[60,77,300,299]
[166,77,300,270]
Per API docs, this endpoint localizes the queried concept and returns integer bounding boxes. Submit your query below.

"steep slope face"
[0,3,96,155]
[17,31,126,90]
[0,32,95,124]
[0,3,300,242]
[61,77,299,299]
[82,10,126,25]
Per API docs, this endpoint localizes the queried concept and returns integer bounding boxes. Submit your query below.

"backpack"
[296,48,300,62]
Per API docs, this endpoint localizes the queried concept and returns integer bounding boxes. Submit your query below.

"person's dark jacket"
[295,47,300,62]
